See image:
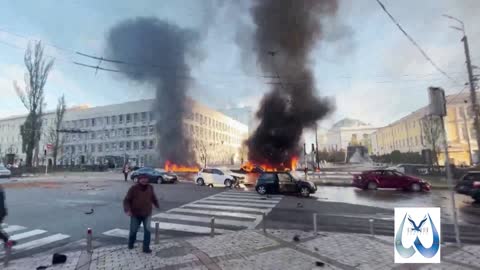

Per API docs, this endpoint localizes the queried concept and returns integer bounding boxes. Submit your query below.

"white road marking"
[148,222,232,234]
[10,229,47,241]
[194,200,277,208]
[205,196,281,204]
[152,213,250,228]
[170,208,260,220]
[221,191,283,198]
[3,225,26,234]
[213,193,282,202]
[102,228,148,240]
[12,234,70,252]
[183,204,267,213]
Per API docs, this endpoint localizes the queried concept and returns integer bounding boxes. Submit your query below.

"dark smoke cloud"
[246,0,338,165]
[106,17,199,165]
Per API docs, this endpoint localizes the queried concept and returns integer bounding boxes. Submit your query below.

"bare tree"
[421,115,443,167]
[194,140,209,168]
[14,42,54,167]
[48,95,66,166]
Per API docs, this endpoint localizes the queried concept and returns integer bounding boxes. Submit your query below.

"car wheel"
[256,185,267,195]
[367,182,378,190]
[132,177,138,183]
[224,179,233,188]
[300,187,310,198]
[196,178,205,186]
[208,184,214,188]
[410,183,421,192]
[158,177,164,184]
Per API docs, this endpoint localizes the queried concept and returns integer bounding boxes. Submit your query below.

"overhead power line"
[375,0,461,85]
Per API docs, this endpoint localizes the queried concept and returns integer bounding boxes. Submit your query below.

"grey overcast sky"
[0,0,479,130]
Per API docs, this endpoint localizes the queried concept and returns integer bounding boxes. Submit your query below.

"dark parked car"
[255,172,317,197]
[352,169,431,192]
[455,172,480,202]
[130,167,178,184]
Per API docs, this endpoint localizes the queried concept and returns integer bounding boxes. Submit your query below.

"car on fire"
[130,167,178,184]
[352,169,431,192]
[196,167,245,188]
[455,172,480,203]
[255,171,317,197]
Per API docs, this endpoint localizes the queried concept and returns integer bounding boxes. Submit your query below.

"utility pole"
[463,35,480,164]
[315,123,320,170]
[443,14,480,164]
[463,100,473,166]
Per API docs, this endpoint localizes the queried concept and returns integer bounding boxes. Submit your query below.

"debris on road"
[85,208,94,215]
[293,235,300,242]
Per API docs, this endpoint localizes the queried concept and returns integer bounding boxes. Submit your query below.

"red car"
[352,170,431,192]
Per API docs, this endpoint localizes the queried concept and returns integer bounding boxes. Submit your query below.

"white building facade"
[325,118,378,151]
[0,98,248,167]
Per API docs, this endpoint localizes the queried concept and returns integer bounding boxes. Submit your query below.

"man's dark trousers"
[128,216,151,251]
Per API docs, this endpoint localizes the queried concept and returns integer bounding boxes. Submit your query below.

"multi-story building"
[370,91,478,165]
[0,98,248,167]
[325,118,378,151]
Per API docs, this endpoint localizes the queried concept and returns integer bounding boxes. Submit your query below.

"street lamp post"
[463,100,474,166]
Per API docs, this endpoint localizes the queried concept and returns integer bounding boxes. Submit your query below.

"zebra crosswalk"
[0,223,70,256]
[102,190,282,240]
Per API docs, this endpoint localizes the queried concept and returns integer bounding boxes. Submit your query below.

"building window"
[111,129,115,138]
[112,115,117,125]
[98,144,103,152]
[118,128,124,137]
[126,141,131,150]
[105,143,110,152]
[119,142,124,150]
[149,140,154,149]
[90,132,95,140]
[141,112,147,122]
[126,128,131,137]
[86,119,90,127]
[141,126,147,136]
[133,141,139,150]
[141,140,146,150]
[149,111,154,122]
[106,116,110,125]
[133,113,138,123]
[119,115,124,124]
[126,114,131,123]
[90,144,95,153]
[149,125,154,135]
[112,143,117,151]
[133,127,139,136]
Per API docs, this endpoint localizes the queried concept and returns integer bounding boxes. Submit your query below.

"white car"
[0,164,11,178]
[196,168,243,188]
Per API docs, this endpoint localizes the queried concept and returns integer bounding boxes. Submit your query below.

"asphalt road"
[1,171,480,260]
[1,176,222,259]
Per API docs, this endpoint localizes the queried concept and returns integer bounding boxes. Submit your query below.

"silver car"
[0,164,11,178]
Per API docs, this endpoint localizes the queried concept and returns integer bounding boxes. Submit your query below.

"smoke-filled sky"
[0,0,479,131]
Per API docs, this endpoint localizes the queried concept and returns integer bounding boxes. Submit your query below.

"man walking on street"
[0,185,16,247]
[123,175,159,253]
[123,162,130,181]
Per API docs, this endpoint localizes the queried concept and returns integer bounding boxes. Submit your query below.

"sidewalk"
[5,229,480,270]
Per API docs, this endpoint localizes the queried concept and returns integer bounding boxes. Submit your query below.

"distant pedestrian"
[123,175,159,253]
[123,163,130,181]
[0,185,16,247]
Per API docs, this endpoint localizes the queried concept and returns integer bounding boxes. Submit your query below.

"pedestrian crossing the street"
[102,190,283,240]
[0,223,70,256]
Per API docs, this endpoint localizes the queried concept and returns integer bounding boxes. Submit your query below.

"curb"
[314,181,450,190]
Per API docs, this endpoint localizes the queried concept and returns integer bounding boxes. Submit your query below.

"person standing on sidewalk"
[123,175,159,253]
[122,162,130,181]
[0,185,16,247]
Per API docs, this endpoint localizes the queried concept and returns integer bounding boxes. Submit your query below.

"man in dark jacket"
[123,175,159,253]
[0,184,15,247]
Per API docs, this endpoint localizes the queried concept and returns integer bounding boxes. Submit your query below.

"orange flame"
[164,160,199,173]
[241,156,299,173]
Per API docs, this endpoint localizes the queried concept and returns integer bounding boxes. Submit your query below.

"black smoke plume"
[106,17,198,165]
[246,0,338,165]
